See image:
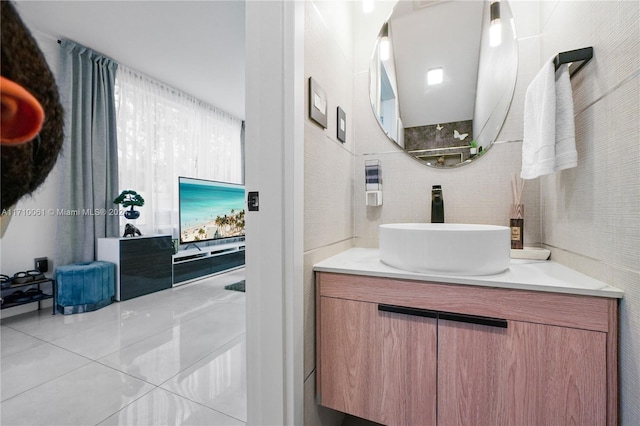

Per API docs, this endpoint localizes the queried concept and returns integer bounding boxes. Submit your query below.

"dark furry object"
[123,223,142,238]
[1,1,64,210]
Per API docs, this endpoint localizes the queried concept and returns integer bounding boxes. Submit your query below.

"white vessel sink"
[379,223,511,276]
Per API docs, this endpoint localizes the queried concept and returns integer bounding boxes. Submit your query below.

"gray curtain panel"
[56,40,119,266]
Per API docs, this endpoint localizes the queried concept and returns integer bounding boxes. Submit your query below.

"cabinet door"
[120,236,173,300]
[319,297,437,426]
[438,319,607,425]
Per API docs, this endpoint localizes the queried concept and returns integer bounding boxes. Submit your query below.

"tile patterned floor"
[0,269,247,426]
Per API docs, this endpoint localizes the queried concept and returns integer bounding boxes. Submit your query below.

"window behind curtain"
[114,65,243,237]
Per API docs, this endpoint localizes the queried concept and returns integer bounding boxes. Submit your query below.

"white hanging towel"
[554,63,578,172]
[521,58,577,179]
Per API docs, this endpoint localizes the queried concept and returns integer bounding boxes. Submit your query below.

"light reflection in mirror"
[369,0,518,168]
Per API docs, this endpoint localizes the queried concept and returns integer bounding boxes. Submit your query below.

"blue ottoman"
[55,261,115,315]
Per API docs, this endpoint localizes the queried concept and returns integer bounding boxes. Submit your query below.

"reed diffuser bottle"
[510,174,525,249]
[510,204,524,249]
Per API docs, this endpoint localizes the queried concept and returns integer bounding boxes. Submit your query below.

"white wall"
[392,1,483,128]
[537,1,639,423]
[473,0,519,149]
[379,31,400,142]
[303,1,356,424]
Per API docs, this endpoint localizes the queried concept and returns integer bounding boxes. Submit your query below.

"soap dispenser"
[365,160,383,206]
[431,185,444,223]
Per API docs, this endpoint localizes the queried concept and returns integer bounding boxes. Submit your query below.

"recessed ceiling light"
[490,0,502,47]
[379,36,390,61]
[427,67,443,85]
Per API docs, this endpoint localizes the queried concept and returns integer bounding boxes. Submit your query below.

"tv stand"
[172,241,245,285]
[183,243,202,251]
[98,235,173,301]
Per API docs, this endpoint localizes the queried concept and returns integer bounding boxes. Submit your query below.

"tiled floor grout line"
[91,330,248,425]
[5,294,233,362]
[1,271,247,425]
[88,317,247,424]
[0,347,92,404]
[89,302,231,362]
[2,336,246,423]
[91,379,160,426]
[159,331,245,384]
[160,386,247,425]
[2,289,230,345]
[0,326,55,358]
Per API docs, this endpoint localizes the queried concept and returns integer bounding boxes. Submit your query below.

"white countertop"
[313,248,623,299]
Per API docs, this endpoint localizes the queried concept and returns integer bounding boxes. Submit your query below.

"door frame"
[245,1,304,424]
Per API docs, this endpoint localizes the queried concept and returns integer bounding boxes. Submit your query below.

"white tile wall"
[303,2,356,250]
[541,82,639,270]
[304,124,354,251]
[541,0,640,115]
[539,2,640,423]
[352,72,540,246]
[303,2,356,424]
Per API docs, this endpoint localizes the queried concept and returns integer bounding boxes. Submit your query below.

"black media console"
[172,242,245,285]
[98,235,173,301]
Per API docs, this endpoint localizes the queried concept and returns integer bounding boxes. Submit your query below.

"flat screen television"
[178,177,245,245]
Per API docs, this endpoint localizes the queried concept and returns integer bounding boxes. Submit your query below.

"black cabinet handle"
[378,304,507,328]
[378,304,438,319]
[439,311,508,329]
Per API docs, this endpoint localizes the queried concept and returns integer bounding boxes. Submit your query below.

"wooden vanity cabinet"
[438,319,606,425]
[319,297,437,425]
[316,272,618,426]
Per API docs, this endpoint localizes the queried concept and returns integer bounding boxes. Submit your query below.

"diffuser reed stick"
[510,173,525,216]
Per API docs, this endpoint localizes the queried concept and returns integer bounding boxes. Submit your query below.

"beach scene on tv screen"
[180,179,245,243]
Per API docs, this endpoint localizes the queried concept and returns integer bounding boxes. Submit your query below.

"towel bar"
[554,47,593,78]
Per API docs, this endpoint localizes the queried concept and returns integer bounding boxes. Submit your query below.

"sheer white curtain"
[114,65,243,237]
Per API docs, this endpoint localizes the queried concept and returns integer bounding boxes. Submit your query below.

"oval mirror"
[369,0,518,168]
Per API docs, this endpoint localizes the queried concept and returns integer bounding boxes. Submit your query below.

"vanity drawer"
[317,272,612,332]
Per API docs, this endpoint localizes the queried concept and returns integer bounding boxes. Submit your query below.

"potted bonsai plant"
[113,190,145,220]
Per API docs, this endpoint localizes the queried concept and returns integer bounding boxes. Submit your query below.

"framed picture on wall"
[309,77,327,128]
[337,106,346,143]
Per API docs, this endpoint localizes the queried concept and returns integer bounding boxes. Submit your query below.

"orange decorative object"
[0,76,45,145]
